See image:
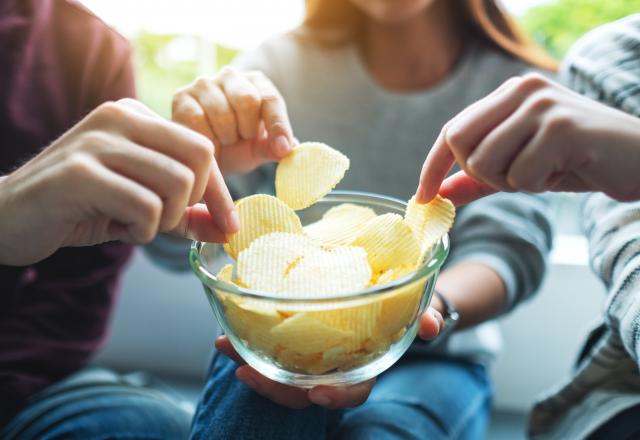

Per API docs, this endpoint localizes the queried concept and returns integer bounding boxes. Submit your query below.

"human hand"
[172,67,295,175]
[0,99,237,266]
[215,336,375,409]
[416,74,640,206]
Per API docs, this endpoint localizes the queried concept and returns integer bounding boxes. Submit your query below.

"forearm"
[433,261,506,330]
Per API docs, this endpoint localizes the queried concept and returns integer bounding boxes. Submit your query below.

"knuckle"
[234,92,261,111]
[194,76,213,91]
[173,164,196,193]
[65,153,97,180]
[137,195,162,234]
[525,91,557,113]
[544,111,577,134]
[443,124,464,149]
[80,130,112,151]
[211,109,236,127]
[518,72,550,91]
[95,101,128,120]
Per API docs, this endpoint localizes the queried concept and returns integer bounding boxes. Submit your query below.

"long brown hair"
[298,0,558,71]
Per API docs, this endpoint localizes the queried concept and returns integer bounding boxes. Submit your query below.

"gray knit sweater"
[529,14,640,439]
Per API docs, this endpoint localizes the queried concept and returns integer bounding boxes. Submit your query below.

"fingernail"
[225,210,240,233]
[415,187,425,204]
[274,135,291,156]
[310,392,331,407]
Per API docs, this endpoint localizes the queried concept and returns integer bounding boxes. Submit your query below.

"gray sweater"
[529,14,640,439]
[230,35,553,365]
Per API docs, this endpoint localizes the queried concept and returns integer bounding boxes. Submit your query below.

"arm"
[583,194,640,363]
[434,193,552,329]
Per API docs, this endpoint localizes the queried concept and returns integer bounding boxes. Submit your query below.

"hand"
[0,99,237,266]
[416,73,640,206]
[172,67,295,175]
[215,336,375,409]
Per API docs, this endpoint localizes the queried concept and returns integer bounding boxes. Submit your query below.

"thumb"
[440,171,497,206]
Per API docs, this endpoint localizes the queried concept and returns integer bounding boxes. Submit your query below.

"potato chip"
[224,298,283,353]
[224,194,303,260]
[281,246,371,297]
[374,264,416,286]
[308,300,382,352]
[351,213,420,274]
[304,203,376,246]
[405,195,455,261]
[375,279,427,339]
[270,313,353,354]
[216,264,234,283]
[237,232,319,292]
[275,142,350,210]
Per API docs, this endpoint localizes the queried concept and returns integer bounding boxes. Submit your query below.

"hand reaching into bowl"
[416,74,640,206]
[214,307,443,409]
[0,99,237,266]
[172,67,295,175]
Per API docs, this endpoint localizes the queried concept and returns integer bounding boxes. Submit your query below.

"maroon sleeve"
[0,0,137,424]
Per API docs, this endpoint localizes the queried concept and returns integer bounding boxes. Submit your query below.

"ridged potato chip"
[375,279,427,339]
[237,232,319,292]
[270,313,353,354]
[405,195,455,261]
[374,264,416,286]
[224,194,303,260]
[352,213,420,274]
[275,142,350,210]
[224,298,283,353]
[304,203,376,246]
[308,300,382,352]
[281,246,371,297]
[216,264,234,283]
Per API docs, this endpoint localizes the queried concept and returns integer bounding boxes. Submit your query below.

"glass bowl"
[190,191,449,387]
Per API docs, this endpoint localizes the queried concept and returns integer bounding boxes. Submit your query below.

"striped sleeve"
[563,14,640,364]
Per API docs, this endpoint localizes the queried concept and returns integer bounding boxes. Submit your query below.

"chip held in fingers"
[405,195,455,261]
[224,194,302,260]
[275,142,350,210]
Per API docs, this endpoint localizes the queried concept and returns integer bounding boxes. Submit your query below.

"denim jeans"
[190,351,492,440]
[0,368,192,440]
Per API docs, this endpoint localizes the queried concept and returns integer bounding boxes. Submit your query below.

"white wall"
[96,241,606,412]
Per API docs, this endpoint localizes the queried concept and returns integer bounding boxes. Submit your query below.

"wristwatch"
[431,289,459,342]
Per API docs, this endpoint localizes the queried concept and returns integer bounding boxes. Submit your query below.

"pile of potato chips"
[214,142,455,375]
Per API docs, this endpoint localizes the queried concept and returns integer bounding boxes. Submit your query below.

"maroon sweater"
[0,0,135,424]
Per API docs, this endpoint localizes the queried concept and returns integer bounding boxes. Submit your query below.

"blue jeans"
[0,368,192,440]
[190,352,492,440]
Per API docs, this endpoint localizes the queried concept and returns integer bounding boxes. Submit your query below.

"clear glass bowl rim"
[189,190,450,303]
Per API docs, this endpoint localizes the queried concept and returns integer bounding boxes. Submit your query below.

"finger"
[214,335,245,364]
[445,75,546,165]
[167,203,226,242]
[247,71,293,158]
[236,365,312,409]
[112,106,214,207]
[202,160,239,235]
[117,98,160,118]
[466,103,540,190]
[415,77,524,203]
[418,307,444,340]
[172,91,220,147]
[191,79,239,146]
[439,171,497,206]
[307,378,375,409]
[98,139,194,231]
[219,68,261,140]
[506,130,561,192]
[416,128,456,203]
[69,156,162,244]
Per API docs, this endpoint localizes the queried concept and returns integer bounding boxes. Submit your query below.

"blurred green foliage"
[133,31,239,117]
[522,0,640,58]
